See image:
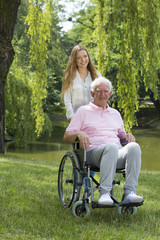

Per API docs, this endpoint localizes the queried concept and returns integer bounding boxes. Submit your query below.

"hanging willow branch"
[25,0,52,136]
[94,0,107,76]
[94,0,160,131]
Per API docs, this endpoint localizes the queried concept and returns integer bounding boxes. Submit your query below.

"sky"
[58,0,89,32]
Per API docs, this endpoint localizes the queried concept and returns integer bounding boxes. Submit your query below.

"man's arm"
[63,131,78,143]
[117,112,136,143]
[64,131,91,150]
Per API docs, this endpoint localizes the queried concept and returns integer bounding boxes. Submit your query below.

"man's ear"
[109,91,112,98]
[90,90,94,97]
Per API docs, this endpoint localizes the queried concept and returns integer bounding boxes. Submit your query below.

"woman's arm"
[64,89,74,120]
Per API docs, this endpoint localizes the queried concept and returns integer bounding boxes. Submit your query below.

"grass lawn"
[0,154,159,240]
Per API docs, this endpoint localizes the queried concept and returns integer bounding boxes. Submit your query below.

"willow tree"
[94,0,109,76]
[25,0,52,136]
[0,0,21,153]
[94,0,160,131]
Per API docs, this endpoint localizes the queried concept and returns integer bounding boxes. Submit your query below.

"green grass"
[0,154,160,240]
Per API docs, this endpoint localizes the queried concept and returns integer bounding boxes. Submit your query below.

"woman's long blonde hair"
[61,44,98,99]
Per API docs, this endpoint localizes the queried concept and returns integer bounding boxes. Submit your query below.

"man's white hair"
[91,77,112,92]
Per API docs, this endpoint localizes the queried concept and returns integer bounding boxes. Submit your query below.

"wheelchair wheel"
[117,205,137,216]
[72,200,90,218]
[58,150,82,208]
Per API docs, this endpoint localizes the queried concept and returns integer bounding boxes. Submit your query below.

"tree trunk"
[0,78,5,153]
[0,0,21,153]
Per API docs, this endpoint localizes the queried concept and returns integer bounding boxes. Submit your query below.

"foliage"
[93,0,108,76]
[67,1,98,63]
[69,0,160,131]
[5,60,36,145]
[94,0,160,131]
[5,0,36,145]
[5,0,160,144]
[5,0,70,145]
[43,2,72,114]
[25,0,52,136]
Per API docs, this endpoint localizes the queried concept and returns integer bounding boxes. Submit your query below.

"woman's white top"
[64,70,101,120]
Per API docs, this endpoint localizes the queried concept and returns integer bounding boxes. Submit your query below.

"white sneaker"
[123,192,143,204]
[98,193,114,205]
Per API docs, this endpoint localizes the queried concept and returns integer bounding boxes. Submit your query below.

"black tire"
[58,150,82,208]
[72,200,90,218]
[117,205,137,216]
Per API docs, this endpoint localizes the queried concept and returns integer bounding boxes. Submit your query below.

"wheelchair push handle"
[84,150,87,163]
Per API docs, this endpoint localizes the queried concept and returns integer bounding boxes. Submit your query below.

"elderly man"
[63,76,143,205]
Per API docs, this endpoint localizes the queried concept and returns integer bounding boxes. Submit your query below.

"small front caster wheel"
[72,200,90,218]
[117,205,137,216]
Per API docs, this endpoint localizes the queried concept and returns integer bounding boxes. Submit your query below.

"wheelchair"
[58,141,143,218]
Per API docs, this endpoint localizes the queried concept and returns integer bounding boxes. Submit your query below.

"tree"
[25,0,53,136]
[94,0,160,131]
[5,0,71,145]
[0,0,21,153]
[69,0,160,131]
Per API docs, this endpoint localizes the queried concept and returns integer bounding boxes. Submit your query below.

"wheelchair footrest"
[119,200,144,207]
[92,201,116,209]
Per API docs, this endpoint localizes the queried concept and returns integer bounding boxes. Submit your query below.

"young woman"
[61,44,101,122]
[61,44,101,179]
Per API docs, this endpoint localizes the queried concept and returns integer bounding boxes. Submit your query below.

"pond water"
[5,125,160,171]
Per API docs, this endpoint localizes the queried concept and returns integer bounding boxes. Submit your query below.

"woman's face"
[76,50,89,69]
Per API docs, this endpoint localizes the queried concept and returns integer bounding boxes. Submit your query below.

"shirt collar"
[89,101,111,111]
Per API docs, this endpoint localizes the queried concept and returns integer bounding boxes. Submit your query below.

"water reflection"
[5,128,160,171]
[133,128,160,171]
[5,142,72,163]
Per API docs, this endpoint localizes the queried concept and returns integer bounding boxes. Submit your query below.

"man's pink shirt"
[66,102,127,149]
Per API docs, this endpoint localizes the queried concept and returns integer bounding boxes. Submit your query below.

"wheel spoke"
[58,151,81,208]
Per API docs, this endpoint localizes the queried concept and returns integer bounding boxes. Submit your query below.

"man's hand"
[126,133,135,143]
[63,131,91,150]
[77,131,91,150]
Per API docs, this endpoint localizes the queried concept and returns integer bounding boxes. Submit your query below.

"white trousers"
[86,142,141,195]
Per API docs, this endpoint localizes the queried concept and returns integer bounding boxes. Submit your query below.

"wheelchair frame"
[58,141,143,218]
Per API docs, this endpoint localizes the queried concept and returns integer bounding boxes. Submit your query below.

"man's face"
[91,82,112,109]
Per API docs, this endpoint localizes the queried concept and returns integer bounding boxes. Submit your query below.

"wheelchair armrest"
[72,138,80,150]
[120,138,128,146]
